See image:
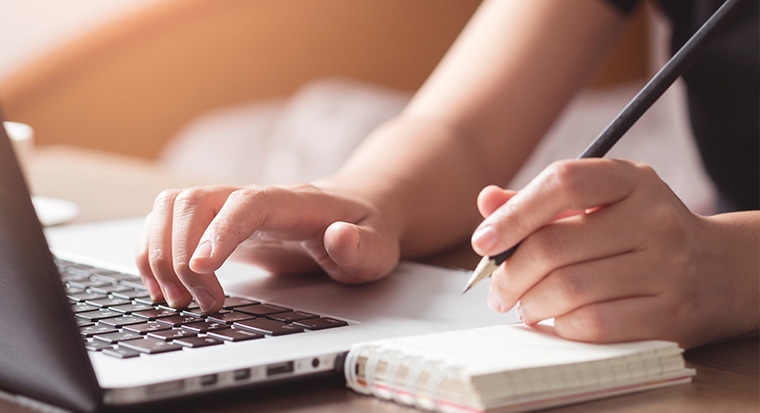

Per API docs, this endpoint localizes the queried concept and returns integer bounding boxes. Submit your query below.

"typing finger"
[135,212,163,302]
[189,184,367,274]
[171,187,236,313]
[147,188,193,308]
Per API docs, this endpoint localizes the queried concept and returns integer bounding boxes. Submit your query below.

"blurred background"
[0,0,716,213]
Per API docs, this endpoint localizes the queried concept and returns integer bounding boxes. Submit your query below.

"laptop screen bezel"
[0,114,103,412]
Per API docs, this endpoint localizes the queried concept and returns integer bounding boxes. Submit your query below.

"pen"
[462,0,754,294]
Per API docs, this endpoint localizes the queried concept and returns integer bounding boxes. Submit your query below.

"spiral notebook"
[344,323,695,412]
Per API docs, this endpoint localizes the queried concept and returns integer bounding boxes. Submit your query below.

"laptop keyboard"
[57,258,349,359]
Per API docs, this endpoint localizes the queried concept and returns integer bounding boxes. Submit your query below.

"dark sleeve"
[601,0,641,15]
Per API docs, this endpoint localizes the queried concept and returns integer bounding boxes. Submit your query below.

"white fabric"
[160,78,409,185]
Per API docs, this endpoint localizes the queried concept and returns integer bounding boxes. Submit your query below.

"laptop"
[0,116,517,412]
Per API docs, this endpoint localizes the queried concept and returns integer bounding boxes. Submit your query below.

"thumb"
[321,220,399,284]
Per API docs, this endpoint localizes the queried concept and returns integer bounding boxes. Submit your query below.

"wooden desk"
[3,147,758,412]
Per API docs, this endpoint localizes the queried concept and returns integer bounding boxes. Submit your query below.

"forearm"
[320,0,627,257]
[321,117,488,257]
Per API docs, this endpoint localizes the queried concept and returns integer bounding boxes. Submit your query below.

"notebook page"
[355,324,680,376]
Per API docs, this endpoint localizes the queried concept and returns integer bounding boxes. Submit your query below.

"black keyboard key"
[147,329,198,341]
[91,271,137,283]
[120,338,183,354]
[233,319,304,336]
[133,309,178,320]
[111,289,150,300]
[173,336,224,348]
[234,303,291,316]
[80,325,119,337]
[103,347,141,359]
[134,297,165,306]
[266,311,319,323]
[158,302,201,312]
[88,284,133,295]
[98,315,147,328]
[93,330,144,344]
[85,297,131,308]
[67,279,113,290]
[181,321,228,333]
[60,267,93,281]
[293,317,349,330]
[208,329,265,342]
[65,287,86,295]
[85,339,114,352]
[76,308,123,321]
[179,308,208,317]
[71,302,99,313]
[119,280,149,290]
[109,303,156,314]
[156,315,203,327]
[222,297,259,308]
[71,303,98,313]
[69,292,108,302]
[206,312,255,324]
[123,321,172,334]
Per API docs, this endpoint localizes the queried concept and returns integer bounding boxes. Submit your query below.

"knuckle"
[631,161,658,179]
[544,161,584,202]
[281,182,319,193]
[173,260,193,278]
[226,187,267,210]
[173,188,206,213]
[153,188,183,209]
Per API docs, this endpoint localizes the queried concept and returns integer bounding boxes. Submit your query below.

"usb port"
[200,374,217,386]
[266,361,294,377]
[233,368,251,381]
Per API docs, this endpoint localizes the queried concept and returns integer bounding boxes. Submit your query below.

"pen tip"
[461,285,471,295]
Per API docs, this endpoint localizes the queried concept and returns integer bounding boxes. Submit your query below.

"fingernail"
[192,287,216,313]
[163,282,185,307]
[516,303,525,323]
[192,239,213,261]
[472,226,497,252]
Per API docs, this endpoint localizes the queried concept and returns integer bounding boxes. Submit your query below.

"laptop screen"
[0,118,102,412]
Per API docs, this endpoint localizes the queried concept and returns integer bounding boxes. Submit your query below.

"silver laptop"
[0,116,517,412]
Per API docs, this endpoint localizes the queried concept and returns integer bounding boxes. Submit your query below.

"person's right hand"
[135,183,401,314]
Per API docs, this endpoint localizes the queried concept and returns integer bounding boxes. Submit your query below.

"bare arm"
[324,0,626,257]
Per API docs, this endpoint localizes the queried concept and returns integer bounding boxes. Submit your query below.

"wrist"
[698,211,760,342]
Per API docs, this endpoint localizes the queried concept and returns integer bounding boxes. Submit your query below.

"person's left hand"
[471,158,731,349]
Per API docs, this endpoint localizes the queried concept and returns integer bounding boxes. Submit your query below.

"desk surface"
[4,146,758,412]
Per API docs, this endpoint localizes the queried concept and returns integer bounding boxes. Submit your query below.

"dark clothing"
[603,0,759,212]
